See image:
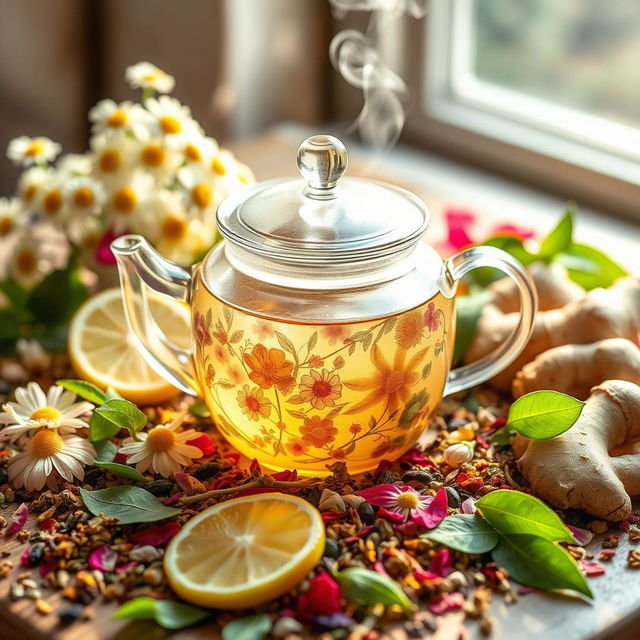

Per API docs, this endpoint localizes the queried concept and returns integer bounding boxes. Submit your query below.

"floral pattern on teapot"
[192,289,455,475]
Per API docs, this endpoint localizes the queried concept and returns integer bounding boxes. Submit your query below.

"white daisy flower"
[119,414,203,478]
[67,213,103,251]
[17,167,50,208]
[177,164,217,222]
[126,61,175,94]
[6,233,55,288]
[89,99,151,140]
[141,191,207,263]
[182,135,219,165]
[37,177,67,223]
[8,431,95,491]
[90,135,137,184]
[145,96,201,148]
[103,172,153,233]
[136,139,182,183]
[0,382,93,443]
[64,176,106,216]
[16,339,51,375]
[0,197,26,238]
[236,161,256,186]
[57,153,93,178]
[7,136,61,167]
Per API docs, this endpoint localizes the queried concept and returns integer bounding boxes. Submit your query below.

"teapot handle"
[443,246,537,396]
[111,235,200,396]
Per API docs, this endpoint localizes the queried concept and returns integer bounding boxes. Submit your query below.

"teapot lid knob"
[296,134,348,198]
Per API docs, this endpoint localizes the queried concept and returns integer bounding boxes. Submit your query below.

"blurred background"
[1,0,640,221]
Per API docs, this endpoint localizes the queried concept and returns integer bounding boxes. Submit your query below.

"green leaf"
[189,401,211,418]
[95,462,148,482]
[421,515,499,553]
[488,425,514,445]
[470,235,537,286]
[105,387,123,400]
[93,439,117,462]
[507,391,584,439]
[334,567,414,613]
[0,307,31,340]
[89,398,146,442]
[453,289,492,362]
[79,486,180,524]
[492,533,592,598]
[113,597,210,630]
[0,279,29,308]
[537,208,573,260]
[476,490,572,543]
[56,379,106,405]
[222,613,272,640]
[27,260,86,326]
[556,242,628,290]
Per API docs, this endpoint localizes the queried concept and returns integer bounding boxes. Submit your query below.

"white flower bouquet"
[0,62,254,350]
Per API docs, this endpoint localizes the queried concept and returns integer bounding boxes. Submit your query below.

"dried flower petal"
[187,433,216,456]
[429,548,453,577]
[398,448,436,468]
[460,497,476,514]
[580,560,605,577]
[568,525,594,547]
[413,488,448,529]
[129,522,181,546]
[174,473,206,495]
[296,572,342,618]
[88,545,118,572]
[5,503,28,536]
[429,591,465,614]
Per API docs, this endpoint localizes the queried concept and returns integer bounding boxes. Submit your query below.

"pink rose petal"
[186,433,216,456]
[567,525,594,547]
[376,507,405,523]
[129,521,181,547]
[373,561,390,577]
[429,591,466,614]
[413,488,448,529]
[580,560,605,577]
[445,208,476,251]
[88,545,118,572]
[96,227,124,265]
[429,548,453,577]
[5,503,28,536]
[414,566,439,581]
[460,498,476,514]
[115,561,139,573]
[399,448,436,468]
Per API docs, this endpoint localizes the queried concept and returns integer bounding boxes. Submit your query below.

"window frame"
[401,0,640,222]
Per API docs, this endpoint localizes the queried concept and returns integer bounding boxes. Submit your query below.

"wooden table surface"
[1,129,638,640]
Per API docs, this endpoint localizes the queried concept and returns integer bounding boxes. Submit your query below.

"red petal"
[5,503,28,536]
[413,488,447,529]
[376,507,405,522]
[271,469,297,481]
[429,548,453,577]
[445,208,476,250]
[129,521,181,546]
[38,517,58,534]
[249,458,261,475]
[429,592,465,614]
[187,433,216,456]
[399,448,436,468]
[580,560,605,577]
[95,227,125,265]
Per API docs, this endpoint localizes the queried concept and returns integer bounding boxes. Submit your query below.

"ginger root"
[466,277,640,391]
[513,338,640,399]
[515,380,640,521]
[489,262,584,314]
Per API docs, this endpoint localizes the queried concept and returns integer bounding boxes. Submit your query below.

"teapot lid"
[216,134,428,265]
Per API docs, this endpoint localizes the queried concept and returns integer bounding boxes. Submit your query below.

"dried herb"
[79,486,180,524]
[221,613,272,640]
[333,567,414,613]
[113,596,210,629]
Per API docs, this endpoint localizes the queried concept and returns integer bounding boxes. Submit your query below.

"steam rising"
[329,0,429,148]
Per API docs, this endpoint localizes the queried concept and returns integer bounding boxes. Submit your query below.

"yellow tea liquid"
[192,283,455,475]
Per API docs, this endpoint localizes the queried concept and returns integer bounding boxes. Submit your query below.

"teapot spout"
[111,234,200,396]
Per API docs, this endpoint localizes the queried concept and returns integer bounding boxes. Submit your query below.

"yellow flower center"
[106,110,128,128]
[395,491,419,510]
[31,407,62,423]
[113,187,137,213]
[0,217,12,237]
[25,141,44,157]
[73,187,94,208]
[143,73,158,83]
[160,115,181,134]
[184,143,201,161]
[23,184,38,203]
[99,150,121,172]
[161,215,187,241]
[43,189,63,215]
[211,156,227,176]
[30,429,64,458]
[192,183,212,208]
[141,144,165,167]
[15,248,37,275]
[146,426,176,452]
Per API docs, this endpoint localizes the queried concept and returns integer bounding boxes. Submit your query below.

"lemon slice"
[164,493,325,609]
[68,287,191,405]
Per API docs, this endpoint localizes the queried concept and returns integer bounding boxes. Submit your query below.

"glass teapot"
[112,135,536,474]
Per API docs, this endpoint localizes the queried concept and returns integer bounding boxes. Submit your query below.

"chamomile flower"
[91,135,137,184]
[66,213,103,251]
[177,164,217,221]
[57,153,93,178]
[17,167,50,207]
[89,99,150,140]
[145,96,201,147]
[118,414,203,478]
[6,233,55,288]
[0,382,93,442]
[7,136,61,167]
[181,135,219,165]
[136,139,182,183]
[142,191,206,263]
[103,172,153,232]
[126,61,175,94]
[0,197,26,238]
[8,432,96,491]
[37,177,67,222]
[64,176,105,216]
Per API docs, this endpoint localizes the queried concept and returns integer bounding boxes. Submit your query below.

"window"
[405,0,640,220]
